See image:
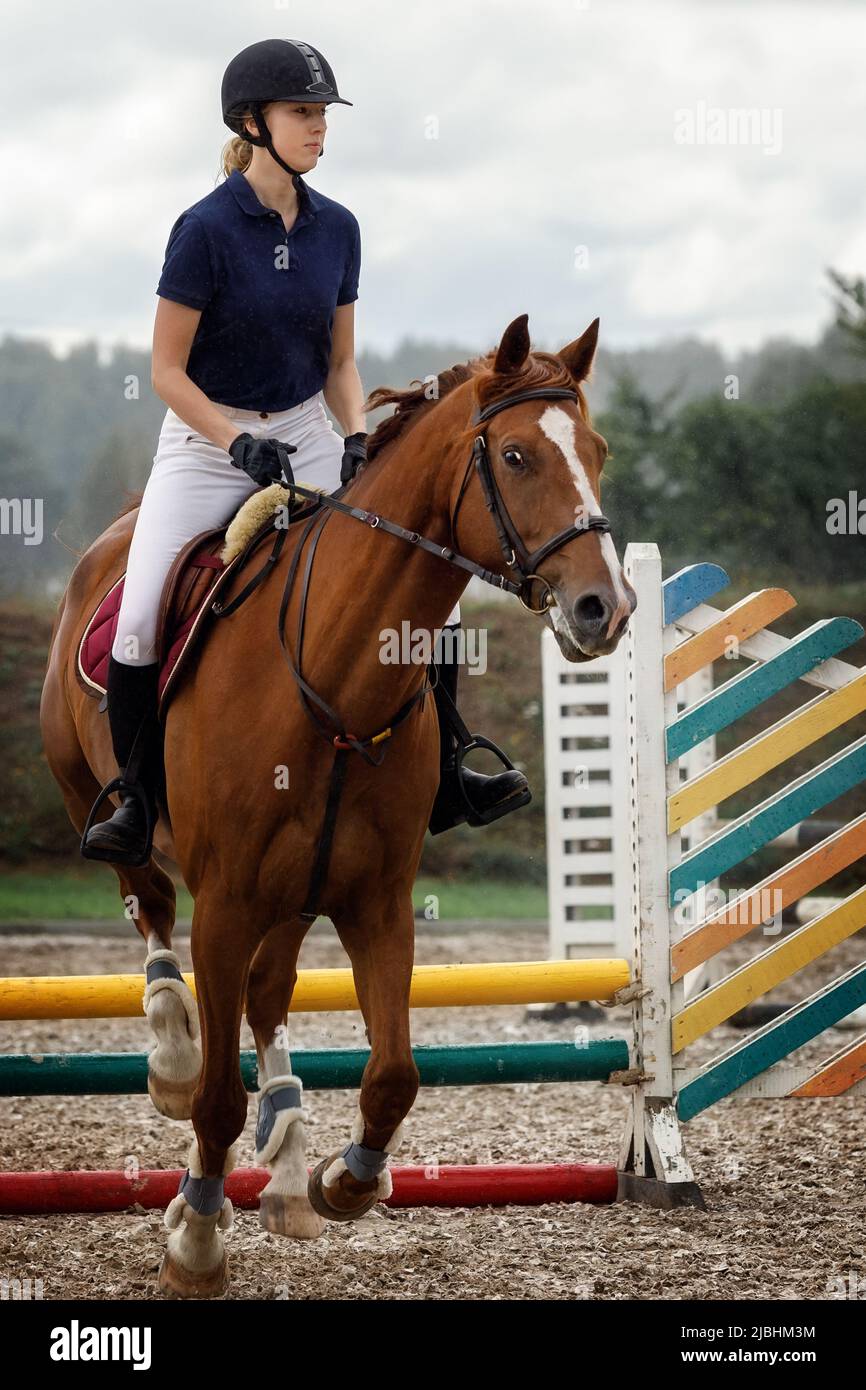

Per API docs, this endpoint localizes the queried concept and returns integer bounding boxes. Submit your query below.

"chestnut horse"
[40,314,635,1296]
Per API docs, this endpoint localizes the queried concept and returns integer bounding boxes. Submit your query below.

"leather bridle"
[451,386,612,614]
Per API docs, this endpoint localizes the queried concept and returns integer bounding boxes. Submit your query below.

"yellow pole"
[0,958,630,1021]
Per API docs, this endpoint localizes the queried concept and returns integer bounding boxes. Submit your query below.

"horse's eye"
[502,448,524,469]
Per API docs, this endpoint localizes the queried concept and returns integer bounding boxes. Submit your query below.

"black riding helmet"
[222,39,352,182]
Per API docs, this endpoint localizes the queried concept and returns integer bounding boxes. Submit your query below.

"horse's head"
[454,314,636,661]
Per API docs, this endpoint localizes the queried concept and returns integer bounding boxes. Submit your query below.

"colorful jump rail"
[0,958,629,1021]
[618,545,866,1208]
[0,966,629,1214]
[0,1164,619,1214]
[0,1039,629,1096]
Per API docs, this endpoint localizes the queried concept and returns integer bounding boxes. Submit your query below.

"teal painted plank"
[663,564,730,626]
[670,733,866,901]
[0,1040,629,1096]
[677,962,866,1121]
[666,617,865,760]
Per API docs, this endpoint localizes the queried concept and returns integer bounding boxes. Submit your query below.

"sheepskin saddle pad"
[77,483,325,714]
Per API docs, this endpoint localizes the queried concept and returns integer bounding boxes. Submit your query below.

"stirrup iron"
[80,774,156,867]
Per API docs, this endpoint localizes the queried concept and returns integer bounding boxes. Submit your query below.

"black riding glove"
[340,431,368,486]
[228,433,298,488]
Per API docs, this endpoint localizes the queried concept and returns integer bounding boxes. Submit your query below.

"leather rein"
[212,384,613,921]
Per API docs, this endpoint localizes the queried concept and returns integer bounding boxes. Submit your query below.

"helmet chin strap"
[246,102,322,186]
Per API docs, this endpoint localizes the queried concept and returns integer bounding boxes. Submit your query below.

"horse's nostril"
[573,592,609,631]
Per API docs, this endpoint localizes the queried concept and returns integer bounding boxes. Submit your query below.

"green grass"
[411,876,546,921]
[0,868,547,923]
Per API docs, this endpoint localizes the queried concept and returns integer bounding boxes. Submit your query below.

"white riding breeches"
[111,390,460,666]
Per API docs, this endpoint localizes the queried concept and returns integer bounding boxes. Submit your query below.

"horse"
[40,313,636,1296]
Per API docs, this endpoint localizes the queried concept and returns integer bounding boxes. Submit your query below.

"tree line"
[0,269,864,596]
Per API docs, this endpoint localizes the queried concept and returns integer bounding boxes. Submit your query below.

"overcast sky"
[2,0,864,361]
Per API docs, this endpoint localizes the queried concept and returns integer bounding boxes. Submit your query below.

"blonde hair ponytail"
[220,132,254,178]
[219,103,262,178]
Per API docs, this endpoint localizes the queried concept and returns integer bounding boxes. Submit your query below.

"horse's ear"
[493,314,531,374]
[559,318,600,384]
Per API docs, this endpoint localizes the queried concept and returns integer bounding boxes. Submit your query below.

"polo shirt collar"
[227,168,321,220]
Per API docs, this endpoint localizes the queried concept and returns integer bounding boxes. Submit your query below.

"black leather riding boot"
[80,657,162,866]
[428,625,531,835]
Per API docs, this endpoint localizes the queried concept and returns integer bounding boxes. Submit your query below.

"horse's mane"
[108,349,586,530]
[110,492,144,524]
[363,348,589,467]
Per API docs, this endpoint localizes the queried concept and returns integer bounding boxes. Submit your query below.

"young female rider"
[81,37,529,868]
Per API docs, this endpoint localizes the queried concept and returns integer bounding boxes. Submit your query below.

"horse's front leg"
[140,915,201,1121]
[158,885,264,1299]
[308,894,420,1221]
[245,917,325,1239]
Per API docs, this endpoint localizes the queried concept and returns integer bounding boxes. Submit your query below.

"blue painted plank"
[677,962,866,1121]
[670,733,866,901]
[666,617,865,761]
[663,564,730,626]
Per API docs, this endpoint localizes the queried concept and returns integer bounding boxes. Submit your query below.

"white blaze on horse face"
[538,405,632,635]
[539,405,603,526]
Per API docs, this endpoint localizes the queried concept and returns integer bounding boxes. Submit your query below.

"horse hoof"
[147,1070,198,1121]
[259,1191,326,1239]
[307,1153,382,1223]
[157,1248,229,1299]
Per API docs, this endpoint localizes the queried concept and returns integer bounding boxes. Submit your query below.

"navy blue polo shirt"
[155,169,360,411]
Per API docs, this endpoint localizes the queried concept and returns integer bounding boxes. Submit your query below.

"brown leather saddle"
[76,497,320,716]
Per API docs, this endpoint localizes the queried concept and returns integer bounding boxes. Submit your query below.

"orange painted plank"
[671,813,866,981]
[673,888,866,1051]
[790,1035,866,1096]
[664,588,797,692]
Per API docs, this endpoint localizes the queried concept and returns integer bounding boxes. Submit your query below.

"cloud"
[1,0,864,357]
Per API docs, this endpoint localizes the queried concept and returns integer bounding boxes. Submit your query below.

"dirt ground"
[1,927,864,1302]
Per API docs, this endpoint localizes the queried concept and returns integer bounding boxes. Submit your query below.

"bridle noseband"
[451,386,612,614]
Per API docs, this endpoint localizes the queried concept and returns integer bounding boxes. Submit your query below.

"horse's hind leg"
[42,711,199,1118]
[245,918,325,1239]
[308,894,420,1222]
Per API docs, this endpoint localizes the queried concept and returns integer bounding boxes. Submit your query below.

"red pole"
[0,1163,617,1214]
